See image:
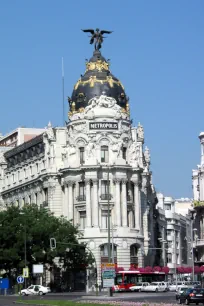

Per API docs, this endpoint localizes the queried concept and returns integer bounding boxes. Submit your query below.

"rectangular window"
[167,253,172,263]
[12,173,15,182]
[101,210,109,229]
[30,166,32,176]
[122,147,127,159]
[79,211,86,229]
[164,204,171,210]
[24,168,27,178]
[166,230,172,236]
[35,193,38,204]
[36,163,38,173]
[79,147,85,164]
[101,146,109,163]
[78,182,86,201]
[101,180,111,200]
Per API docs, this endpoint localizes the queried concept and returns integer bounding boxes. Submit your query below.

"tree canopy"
[0,204,93,281]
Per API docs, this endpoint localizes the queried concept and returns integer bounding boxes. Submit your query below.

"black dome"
[70,50,128,112]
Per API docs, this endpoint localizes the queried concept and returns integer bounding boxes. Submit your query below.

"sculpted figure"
[144,146,150,164]
[86,142,96,159]
[46,121,55,140]
[82,28,112,51]
[137,123,144,139]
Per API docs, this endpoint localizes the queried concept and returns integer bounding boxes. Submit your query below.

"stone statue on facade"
[86,141,96,159]
[112,139,123,159]
[137,122,144,140]
[128,142,141,167]
[45,121,55,141]
[144,146,150,164]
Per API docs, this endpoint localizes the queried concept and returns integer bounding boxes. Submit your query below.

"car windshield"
[137,283,142,286]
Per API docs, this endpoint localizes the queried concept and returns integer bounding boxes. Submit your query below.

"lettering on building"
[89,122,118,130]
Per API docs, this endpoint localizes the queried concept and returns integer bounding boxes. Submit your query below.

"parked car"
[19,285,51,296]
[178,288,204,304]
[143,282,167,292]
[176,286,189,300]
[169,281,185,292]
[129,282,150,292]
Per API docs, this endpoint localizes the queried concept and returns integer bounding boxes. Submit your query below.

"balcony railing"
[127,195,133,202]
[194,201,204,208]
[100,194,112,200]
[76,195,86,202]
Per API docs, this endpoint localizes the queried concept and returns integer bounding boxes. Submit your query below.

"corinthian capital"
[121,178,128,184]
[92,179,98,185]
[67,180,75,187]
[113,178,121,184]
[84,179,91,185]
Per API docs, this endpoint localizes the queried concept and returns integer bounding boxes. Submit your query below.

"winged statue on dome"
[82,28,113,50]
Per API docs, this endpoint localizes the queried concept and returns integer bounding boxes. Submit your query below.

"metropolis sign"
[89,122,118,130]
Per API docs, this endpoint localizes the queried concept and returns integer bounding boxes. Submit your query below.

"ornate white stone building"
[0,49,159,288]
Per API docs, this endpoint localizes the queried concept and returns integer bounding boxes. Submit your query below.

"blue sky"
[0,1,203,198]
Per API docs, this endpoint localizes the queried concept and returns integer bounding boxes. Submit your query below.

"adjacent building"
[192,132,204,266]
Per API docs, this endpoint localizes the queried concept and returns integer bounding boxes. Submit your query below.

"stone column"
[92,179,99,227]
[114,179,121,227]
[64,184,69,218]
[85,179,91,227]
[67,181,74,222]
[133,181,141,230]
[122,179,128,227]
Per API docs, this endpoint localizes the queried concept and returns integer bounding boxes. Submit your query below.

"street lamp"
[20,211,27,288]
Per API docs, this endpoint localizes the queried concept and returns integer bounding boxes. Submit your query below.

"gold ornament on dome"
[71,101,76,112]
[126,102,130,115]
[78,107,85,113]
[74,76,125,90]
[85,60,109,72]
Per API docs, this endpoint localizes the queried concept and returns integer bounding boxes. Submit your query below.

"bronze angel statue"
[82,28,113,50]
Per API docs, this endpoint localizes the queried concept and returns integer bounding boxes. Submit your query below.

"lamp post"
[20,212,27,288]
[189,209,196,282]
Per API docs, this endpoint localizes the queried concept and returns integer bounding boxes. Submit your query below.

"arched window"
[100,244,117,264]
[130,244,139,267]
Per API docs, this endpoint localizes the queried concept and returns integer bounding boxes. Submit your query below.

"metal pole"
[107,167,112,296]
[174,230,178,290]
[107,167,111,262]
[24,218,27,288]
[112,221,114,264]
[191,217,195,281]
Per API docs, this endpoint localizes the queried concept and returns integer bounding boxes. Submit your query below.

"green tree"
[0,204,93,283]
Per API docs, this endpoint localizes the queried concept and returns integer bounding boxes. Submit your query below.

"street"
[0,291,179,306]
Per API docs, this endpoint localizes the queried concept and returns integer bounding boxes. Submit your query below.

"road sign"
[23,267,29,278]
[17,276,24,284]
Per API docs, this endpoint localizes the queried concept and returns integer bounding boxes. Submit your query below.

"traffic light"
[50,238,56,249]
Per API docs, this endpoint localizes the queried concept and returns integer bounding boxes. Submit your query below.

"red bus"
[112,270,166,292]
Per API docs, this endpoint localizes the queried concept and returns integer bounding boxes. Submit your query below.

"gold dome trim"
[74,76,124,90]
[85,60,109,72]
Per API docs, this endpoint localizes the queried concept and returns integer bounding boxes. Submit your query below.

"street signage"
[103,278,115,287]
[17,276,24,284]
[102,263,115,288]
[23,267,29,278]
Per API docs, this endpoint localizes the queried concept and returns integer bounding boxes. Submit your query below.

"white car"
[19,285,51,296]
[169,282,185,292]
[143,282,167,292]
[130,282,150,292]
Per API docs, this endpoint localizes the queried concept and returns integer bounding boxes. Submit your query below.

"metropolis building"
[0,46,160,287]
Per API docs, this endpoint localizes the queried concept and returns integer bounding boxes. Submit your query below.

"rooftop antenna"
[62,57,65,126]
